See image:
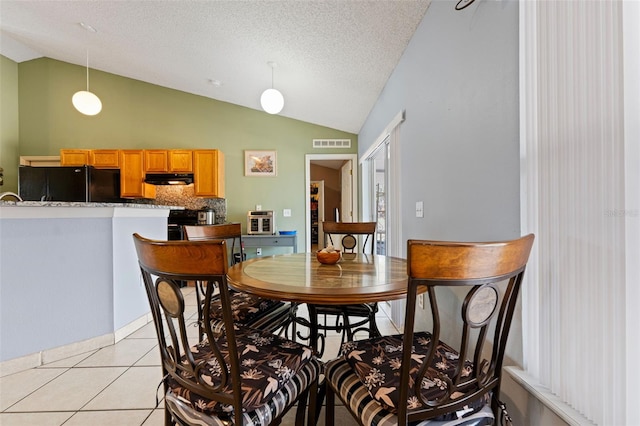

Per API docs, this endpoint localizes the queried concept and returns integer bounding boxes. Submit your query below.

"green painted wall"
[8,57,357,250]
[0,55,20,191]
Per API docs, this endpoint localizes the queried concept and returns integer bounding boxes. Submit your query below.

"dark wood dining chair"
[183,223,244,265]
[322,221,376,254]
[133,234,321,426]
[325,234,535,426]
[183,224,291,338]
[307,221,379,355]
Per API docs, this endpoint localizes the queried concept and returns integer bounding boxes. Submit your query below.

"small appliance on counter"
[247,210,275,234]
[197,208,215,225]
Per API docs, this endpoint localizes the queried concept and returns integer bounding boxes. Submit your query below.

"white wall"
[359,0,522,340]
[360,0,521,244]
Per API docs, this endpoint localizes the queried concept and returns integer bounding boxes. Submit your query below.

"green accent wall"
[1,55,20,191]
[5,57,357,250]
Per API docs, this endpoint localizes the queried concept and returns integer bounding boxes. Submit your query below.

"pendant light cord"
[86,50,90,92]
[268,61,277,89]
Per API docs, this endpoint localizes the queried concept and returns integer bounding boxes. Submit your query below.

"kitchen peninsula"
[0,202,170,375]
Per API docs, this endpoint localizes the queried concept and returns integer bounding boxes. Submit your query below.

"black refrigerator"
[19,165,125,202]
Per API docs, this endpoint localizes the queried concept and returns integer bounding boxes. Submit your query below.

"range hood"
[144,173,194,185]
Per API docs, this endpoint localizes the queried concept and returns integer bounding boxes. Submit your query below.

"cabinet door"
[120,150,156,198]
[60,149,90,166]
[193,150,224,197]
[90,149,120,168]
[144,150,169,173]
[168,150,193,172]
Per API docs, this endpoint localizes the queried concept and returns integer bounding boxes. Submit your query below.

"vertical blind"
[520,1,637,424]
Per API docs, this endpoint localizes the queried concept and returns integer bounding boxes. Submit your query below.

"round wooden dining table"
[228,252,408,421]
[226,252,408,305]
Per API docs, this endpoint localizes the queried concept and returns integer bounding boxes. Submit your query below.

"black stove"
[167,209,199,240]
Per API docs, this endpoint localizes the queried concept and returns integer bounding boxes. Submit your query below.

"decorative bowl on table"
[316,249,341,265]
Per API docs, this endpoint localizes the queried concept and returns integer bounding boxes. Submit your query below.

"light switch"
[416,201,424,218]
[283,209,291,217]
[256,204,262,211]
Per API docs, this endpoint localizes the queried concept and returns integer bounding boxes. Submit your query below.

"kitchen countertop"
[0,201,176,219]
[0,200,179,208]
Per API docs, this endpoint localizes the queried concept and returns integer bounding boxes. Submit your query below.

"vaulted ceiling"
[0,1,431,134]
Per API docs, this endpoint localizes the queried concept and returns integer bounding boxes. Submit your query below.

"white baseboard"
[0,314,152,377]
[504,367,596,426]
[114,313,151,342]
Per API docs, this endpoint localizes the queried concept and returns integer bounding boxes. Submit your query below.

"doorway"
[305,154,358,252]
[365,140,388,255]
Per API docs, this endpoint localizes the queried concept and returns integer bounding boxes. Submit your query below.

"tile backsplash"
[140,184,226,223]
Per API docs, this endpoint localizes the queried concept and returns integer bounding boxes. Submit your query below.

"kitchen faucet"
[0,191,23,202]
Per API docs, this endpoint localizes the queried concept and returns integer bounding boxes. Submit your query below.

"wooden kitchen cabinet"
[60,149,90,166]
[193,150,224,197]
[144,150,169,173]
[90,149,120,168]
[120,150,156,199]
[144,149,193,173]
[168,150,193,172]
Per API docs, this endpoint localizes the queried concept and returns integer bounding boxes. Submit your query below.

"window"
[519,2,639,424]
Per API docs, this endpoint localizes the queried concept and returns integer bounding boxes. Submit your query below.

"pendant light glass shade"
[73,51,102,116]
[260,88,284,114]
[72,90,102,116]
[260,61,284,114]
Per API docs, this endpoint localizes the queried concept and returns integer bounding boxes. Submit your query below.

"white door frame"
[361,110,404,257]
[305,153,358,252]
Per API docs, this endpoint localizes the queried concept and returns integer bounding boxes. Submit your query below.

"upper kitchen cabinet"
[144,149,193,173]
[144,150,169,173]
[193,150,224,198]
[168,150,193,172]
[120,150,156,199]
[60,149,90,166]
[90,149,120,168]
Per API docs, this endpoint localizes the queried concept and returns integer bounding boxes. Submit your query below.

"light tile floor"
[0,287,400,426]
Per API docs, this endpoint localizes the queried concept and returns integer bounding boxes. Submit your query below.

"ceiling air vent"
[313,139,351,149]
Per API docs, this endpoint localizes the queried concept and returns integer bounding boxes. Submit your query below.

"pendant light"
[72,50,102,116]
[260,61,284,115]
[455,0,476,10]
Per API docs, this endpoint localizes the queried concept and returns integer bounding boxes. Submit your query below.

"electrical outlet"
[256,248,262,256]
[418,293,424,309]
[283,209,291,217]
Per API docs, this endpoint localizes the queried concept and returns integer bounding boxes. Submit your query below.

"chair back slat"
[134,235,228,276]
[184,223,241,241]
[184,223,243,265]
[322,221,376,254]
[408,235,534,281]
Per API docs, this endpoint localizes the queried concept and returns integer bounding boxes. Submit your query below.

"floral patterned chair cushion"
[325,356,493,426]
[340,332,488,418]
[165,360,320,426]
[207,291,290,333]
[168,325,318,418]
[210,291,282,323]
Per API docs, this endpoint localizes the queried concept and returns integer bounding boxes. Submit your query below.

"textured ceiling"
[0,0,431,134]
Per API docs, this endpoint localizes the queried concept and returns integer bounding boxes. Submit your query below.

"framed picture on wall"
[244,150,277,177]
